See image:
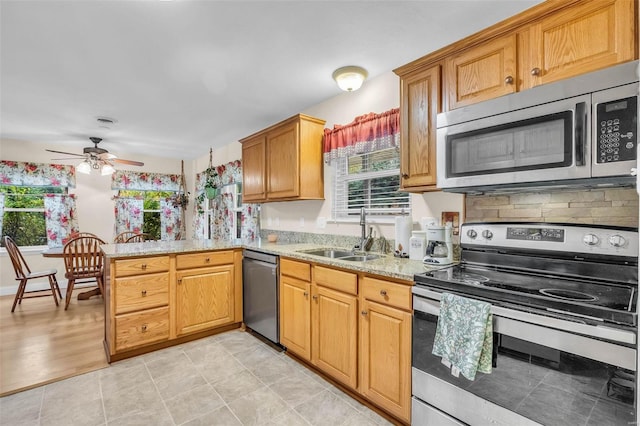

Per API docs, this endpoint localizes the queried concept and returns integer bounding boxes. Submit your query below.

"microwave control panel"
[596,96,637,163]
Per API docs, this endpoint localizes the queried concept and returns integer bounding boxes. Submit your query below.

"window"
[118,190,175,240]
[333,148,410,219]
[1,185,66,247]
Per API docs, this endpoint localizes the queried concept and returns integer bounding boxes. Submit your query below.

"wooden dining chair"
[124,233,154,243]
[114,231,139,243]
[62,235,106,310]
[5,236,62,312]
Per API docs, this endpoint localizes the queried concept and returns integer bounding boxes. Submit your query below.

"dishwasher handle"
[243,249,279,265]
[245,258,278,272]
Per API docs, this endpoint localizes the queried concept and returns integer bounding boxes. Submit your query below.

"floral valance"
[323,108,400,163]
[195,160,241,192]
[0,160,76,187]
[111,170,181,191]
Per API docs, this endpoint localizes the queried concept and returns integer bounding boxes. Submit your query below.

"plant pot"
[205,187,218,199]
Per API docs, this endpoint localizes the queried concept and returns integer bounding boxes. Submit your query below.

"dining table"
[41,247,102,300]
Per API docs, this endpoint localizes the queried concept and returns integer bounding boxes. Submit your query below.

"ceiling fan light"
[77,161,91,174]
[332,66,368,92]
[101,164,115,176]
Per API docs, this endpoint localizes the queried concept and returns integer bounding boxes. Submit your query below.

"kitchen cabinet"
[279,258,312,360]
[444,34,516,110]
[111,256,171,352]
[360,277,412,423]
[399,65,441,191]
[240,114,326,203]
[311,266,358,389]
[105,248,243,361]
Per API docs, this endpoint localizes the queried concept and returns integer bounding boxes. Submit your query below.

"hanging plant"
[204,148,219,199]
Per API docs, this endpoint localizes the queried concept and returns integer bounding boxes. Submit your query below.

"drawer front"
[114,272,169,314]
[313,265,357,295]
[114,256,170,278]
[281,258,311,282]
[115,306,169,352]
[176,251,234,270]
[361,277,412,311]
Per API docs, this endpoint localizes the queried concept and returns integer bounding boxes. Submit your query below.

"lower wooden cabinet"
[279,258,412,424]
[115,306,170,352]
[176,265,234,336]
[360,298,412,422]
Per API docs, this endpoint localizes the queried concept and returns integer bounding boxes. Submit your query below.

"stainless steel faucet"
[356,207,374,252]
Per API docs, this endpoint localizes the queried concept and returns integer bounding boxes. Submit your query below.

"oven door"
[436,94,591,190]
[412,292,636,426]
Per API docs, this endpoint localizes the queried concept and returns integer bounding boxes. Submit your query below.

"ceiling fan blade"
[46,149,85,157]
[50,157,85,161]
[98,152,118,160]
[112,158,144,166]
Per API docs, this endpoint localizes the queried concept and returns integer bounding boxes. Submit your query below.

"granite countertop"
[102,239,449,282]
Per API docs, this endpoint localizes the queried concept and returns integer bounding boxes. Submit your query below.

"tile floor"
[0,330,394,426]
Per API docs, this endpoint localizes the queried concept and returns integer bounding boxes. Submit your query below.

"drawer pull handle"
[504,75,513,85]
[141,264,147,270]
[312,295,318,301]
[361,310,368,316]
[205,258,210,263]
[531,67,541,76]
[141,290,147,296]
[380,290,387,296]
[303,291,308,297]
[141,324,148,332]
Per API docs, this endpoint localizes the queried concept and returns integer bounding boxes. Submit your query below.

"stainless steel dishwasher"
[242,249,279,344]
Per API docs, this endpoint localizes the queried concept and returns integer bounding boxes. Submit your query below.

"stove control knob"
[582,234,599,246]
[466,229,478,239]
[609,234,627,248]
[481,230,493,240]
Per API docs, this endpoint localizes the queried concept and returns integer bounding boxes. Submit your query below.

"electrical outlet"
[299,217,305,227]
[275,217,280,227]
[268,217,272,227]
[316,217,327,229]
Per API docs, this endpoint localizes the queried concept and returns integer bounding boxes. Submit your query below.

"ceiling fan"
[47,137,144,174]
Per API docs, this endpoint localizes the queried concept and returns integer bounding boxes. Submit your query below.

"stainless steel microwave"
[436,60,639,193]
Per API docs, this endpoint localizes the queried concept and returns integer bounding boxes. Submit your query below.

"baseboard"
[0,279,97,297]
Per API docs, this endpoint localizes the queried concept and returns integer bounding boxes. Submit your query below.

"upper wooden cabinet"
[523,0,636,90]
[399,65,441,192]
[240,114,326,203]
[445,34,517,110]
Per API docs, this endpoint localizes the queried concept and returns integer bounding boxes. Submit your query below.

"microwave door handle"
[575,102,587,166]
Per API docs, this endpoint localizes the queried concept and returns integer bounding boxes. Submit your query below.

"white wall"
[0,138,192,294]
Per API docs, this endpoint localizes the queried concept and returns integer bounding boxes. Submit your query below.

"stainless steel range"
[412,222,638,426]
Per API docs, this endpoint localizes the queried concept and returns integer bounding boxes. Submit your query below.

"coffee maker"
[423,225,453,265]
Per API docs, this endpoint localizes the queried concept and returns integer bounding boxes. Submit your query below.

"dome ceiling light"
[332,66,368,92]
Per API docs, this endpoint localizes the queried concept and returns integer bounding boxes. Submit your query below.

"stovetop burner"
[460,273,490,286]
[539,288,598,302]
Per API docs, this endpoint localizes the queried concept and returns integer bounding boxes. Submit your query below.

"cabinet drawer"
[176,251,234,270]
[115,306,169,351]
[361,277,412,311]
[114,273,169,315]
[114,256,170,278]
[281,258,311,282]
[314,265,357,295]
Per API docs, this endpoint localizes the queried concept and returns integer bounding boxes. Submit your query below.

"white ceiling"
[1,0,541,162]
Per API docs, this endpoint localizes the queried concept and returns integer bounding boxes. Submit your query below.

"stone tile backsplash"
[465,188,638,227]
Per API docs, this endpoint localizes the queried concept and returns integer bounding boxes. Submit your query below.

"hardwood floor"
[0,288,108,396]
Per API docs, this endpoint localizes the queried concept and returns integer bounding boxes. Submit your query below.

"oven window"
[413,310,635,425]
[447,111,573,177]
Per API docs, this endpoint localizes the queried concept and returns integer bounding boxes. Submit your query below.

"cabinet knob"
[530,67,541,76]
[361,310,368,316]
[205,257,210,263]
[141,324,148,332]
[178,278,182,285]
[402,173,409,179]
[303,291,308,297]
[380,290,387,297]
[141,264,147,270]
[141,290,147,296]
[504,75,514,85]
[312,295,318,301]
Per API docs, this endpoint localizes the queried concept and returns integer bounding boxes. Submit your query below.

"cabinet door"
[445,33,517,110]
[176,265,234,336]
[267,122,299,199]
[400,65,440,191]
[242,135,266,202]
[279,275,311,360]
[360,299,412,423]
[525,0,635,89]
[311,285,358,389]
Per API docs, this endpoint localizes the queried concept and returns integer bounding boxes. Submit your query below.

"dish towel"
[432,292,493,380]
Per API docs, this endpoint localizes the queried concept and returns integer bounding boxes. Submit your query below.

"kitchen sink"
[299,249,354,258]
[297,249,381,262]
[338,254,381,262]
